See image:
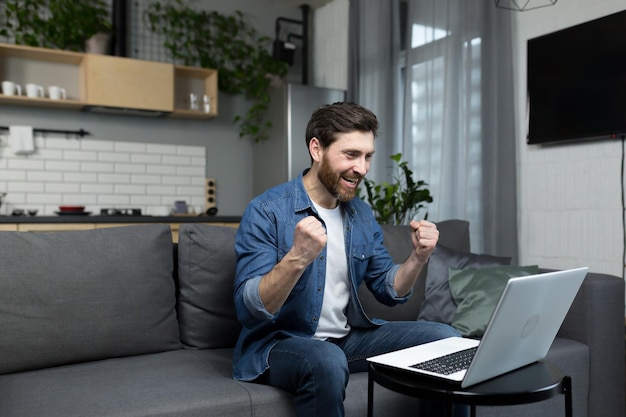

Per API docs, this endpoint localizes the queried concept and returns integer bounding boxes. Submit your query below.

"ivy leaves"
[144,0,288,143]
[0,0,110,51]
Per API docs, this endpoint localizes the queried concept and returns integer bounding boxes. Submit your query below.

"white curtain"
[347,0,402,183]
[349,0,518,260]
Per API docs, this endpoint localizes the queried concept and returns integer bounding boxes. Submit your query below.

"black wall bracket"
[274,5,310,85]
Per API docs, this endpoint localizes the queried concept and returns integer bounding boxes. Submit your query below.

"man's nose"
[353,157,369,176]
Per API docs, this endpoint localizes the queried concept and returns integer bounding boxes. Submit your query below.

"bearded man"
[232,102,463,417]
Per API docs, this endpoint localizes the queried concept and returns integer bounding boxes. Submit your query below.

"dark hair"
[305,102,379,154]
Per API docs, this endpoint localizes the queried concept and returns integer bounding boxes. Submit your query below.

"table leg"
[368,367,374,417]
[563,376,572,417]
[446,402,473,417]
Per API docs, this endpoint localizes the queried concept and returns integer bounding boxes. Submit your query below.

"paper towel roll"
[9,125,35,155]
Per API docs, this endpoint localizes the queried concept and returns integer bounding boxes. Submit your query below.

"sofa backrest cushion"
[0,225,181,375]
[177,223,241,349]
[417,244,511,324]
[358,219,471,321]
[448,264,539,337]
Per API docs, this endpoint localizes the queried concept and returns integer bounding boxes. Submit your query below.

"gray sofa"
[0,220,623,417]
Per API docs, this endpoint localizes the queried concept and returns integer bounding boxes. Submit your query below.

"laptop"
[367,267,588,388]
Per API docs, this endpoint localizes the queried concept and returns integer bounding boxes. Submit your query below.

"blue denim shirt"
[232,170,411,381]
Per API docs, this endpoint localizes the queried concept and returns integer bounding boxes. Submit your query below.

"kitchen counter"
[0,215,241,224]
[0,215,241,241]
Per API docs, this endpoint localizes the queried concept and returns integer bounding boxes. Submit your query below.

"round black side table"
[367,361,572,417]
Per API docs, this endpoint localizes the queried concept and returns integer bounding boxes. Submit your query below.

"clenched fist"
[409,220,438,263]
[290,216,327,267]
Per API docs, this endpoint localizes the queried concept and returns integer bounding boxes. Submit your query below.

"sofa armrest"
[558,272,625,417]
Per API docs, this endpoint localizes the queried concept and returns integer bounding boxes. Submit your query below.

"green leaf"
[356,153,433,224]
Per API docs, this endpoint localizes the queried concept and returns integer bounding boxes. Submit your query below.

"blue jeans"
[258,320,467,417]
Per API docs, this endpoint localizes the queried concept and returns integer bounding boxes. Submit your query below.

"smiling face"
[309,130,375,204]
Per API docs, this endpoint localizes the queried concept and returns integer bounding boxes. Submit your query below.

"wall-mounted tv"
[526,9,626,145]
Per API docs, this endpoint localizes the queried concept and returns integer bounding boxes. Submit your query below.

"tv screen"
[527,10,626,145]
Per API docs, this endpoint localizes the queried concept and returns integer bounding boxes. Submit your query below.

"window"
[400,8,485,249]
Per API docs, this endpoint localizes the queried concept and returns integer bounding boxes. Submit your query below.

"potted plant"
[78,1,113,54]
[0,0,111,52]
[357,153,433,225]
[143,0,289,143]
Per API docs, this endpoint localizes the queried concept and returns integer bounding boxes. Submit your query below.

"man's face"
[316,131,375,202]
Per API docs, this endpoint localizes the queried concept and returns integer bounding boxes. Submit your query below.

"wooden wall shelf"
[0,43,218,118]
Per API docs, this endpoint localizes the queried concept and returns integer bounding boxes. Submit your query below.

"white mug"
[25,83,44,98]
[48,85,67,100]
[189,92,198,110]
[203,94,211,113]
[2,81,22,96]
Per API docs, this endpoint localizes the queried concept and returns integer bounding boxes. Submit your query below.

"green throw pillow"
[448,265,539,338]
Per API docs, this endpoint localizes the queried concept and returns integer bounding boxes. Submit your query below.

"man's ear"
[309,137,322,163]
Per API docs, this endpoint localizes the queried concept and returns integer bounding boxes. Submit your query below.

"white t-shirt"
[312,202,351,340]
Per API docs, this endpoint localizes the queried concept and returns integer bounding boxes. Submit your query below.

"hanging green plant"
[0,0,111,52]
[144,0,289,143]
[357,153,433,225]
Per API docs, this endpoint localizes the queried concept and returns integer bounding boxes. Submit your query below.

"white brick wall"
[0,134,206,216]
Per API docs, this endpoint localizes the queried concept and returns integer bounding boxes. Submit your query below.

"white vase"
[85,32,111,55]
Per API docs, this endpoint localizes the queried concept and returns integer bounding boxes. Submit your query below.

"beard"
[317,156,363,202]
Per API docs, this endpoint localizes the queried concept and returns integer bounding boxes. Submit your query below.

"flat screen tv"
[526,9,626,145]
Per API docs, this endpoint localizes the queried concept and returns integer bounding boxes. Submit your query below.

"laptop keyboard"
[409,347,478,375]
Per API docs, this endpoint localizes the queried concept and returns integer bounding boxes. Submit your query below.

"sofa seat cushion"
[0,225,181,375]
[0,349,295,417]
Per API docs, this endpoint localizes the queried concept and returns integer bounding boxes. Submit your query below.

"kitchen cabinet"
[4,220,239,243]
[166,222,237,242]
[18,223,94,232]
[83,54,173,112]
[95,222,239,242]
[0,42,217,118]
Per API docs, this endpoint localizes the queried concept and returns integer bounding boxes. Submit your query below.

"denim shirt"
[232,170,411,381]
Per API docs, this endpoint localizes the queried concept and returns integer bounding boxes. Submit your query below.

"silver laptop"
[367,267,588,388]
